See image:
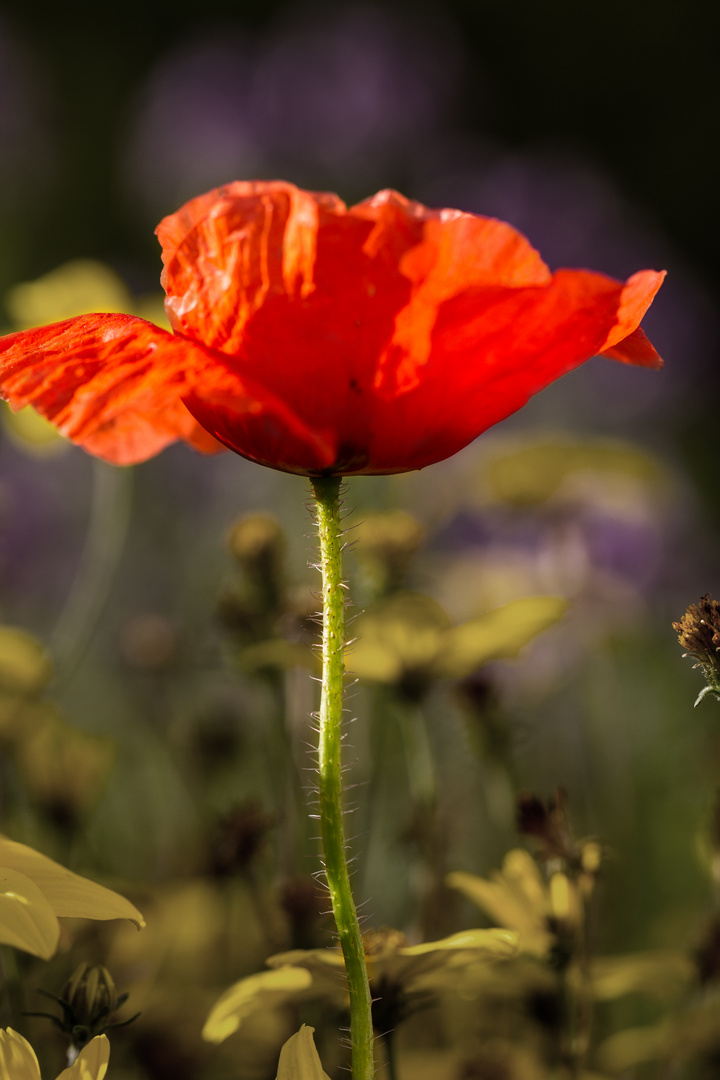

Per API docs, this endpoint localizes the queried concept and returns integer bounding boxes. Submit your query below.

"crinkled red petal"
[182,263,665,475]
[0,314,226,465]
[0,313,341,470]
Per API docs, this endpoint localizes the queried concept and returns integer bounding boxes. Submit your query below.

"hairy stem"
[312,477,374,1080]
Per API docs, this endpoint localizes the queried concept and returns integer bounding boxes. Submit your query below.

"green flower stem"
[311,477,374,1080]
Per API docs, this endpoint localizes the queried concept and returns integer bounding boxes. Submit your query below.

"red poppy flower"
[0,181,664,475]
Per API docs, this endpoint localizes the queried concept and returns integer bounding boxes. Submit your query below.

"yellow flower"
[0,1029,109,1080]
[0,834,144,959]
[347,593,566,697]
[447,848,565,959]
[16,717,116,822]
[203,927,516,1044]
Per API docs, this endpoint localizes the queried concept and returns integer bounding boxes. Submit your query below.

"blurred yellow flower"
[352,510,424,596]
[0,1029,109,1080]
[447,848,566,959]
[347,593,566,694]
[5,260,132,329]
[17,717,116,822]
[204,926,517,1044]
[0,835,144,959]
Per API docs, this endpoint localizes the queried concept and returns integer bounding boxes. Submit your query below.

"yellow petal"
[0,868,59,958]
[6,260,132,329]
[591,951,693,1002]
[434,596,567,679]
[447,853,553,957]
[347,593,449,684]
[596,1023,667,1072]
[203,967,313,1044]
[0,1028,42,1080]
[56,1035,110,1080]
[0,836,144,928]
[400,928,517,959]
[0,627,53,695]
[276,1026,330,1080]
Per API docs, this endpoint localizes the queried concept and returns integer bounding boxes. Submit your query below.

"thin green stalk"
[51,459,133,682]
[312,477,374,1080]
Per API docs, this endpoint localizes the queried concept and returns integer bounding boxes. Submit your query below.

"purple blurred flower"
[251,3,460,179]
[123,35,261,214]
[123,3,462,212]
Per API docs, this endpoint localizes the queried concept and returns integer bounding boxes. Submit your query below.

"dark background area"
[0,0,717,278]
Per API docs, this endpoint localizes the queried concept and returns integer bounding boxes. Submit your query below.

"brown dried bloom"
[673,595,720,705]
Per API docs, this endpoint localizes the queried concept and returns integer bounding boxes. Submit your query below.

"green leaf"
[276,1025,331,1080]
[434,596,567,679]
[203,967,313,1044]
[0,835,144,928]
[0,868,59,959]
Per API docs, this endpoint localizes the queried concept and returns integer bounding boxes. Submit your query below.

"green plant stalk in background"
[312,477,374,1080]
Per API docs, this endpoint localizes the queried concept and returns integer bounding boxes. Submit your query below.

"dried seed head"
[673,595,720,704]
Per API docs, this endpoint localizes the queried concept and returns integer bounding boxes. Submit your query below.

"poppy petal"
[600,326,662,367]
[164,185,562,474]
[598,269,666,364]
[158,180,346,352]
[0,314,226,464]
[359,267,666,473]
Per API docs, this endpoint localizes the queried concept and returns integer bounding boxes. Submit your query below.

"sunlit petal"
[0,836,144,928]
[275,1025,331,1080]
[56,1035,110,1080]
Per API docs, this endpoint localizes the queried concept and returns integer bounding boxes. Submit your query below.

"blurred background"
[0,1,719,1077]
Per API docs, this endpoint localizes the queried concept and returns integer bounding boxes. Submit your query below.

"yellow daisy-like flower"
[0,1029,109,1080]
[203,927,517,1044]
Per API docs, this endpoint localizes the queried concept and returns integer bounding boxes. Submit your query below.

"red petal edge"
[0,314,226,465]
